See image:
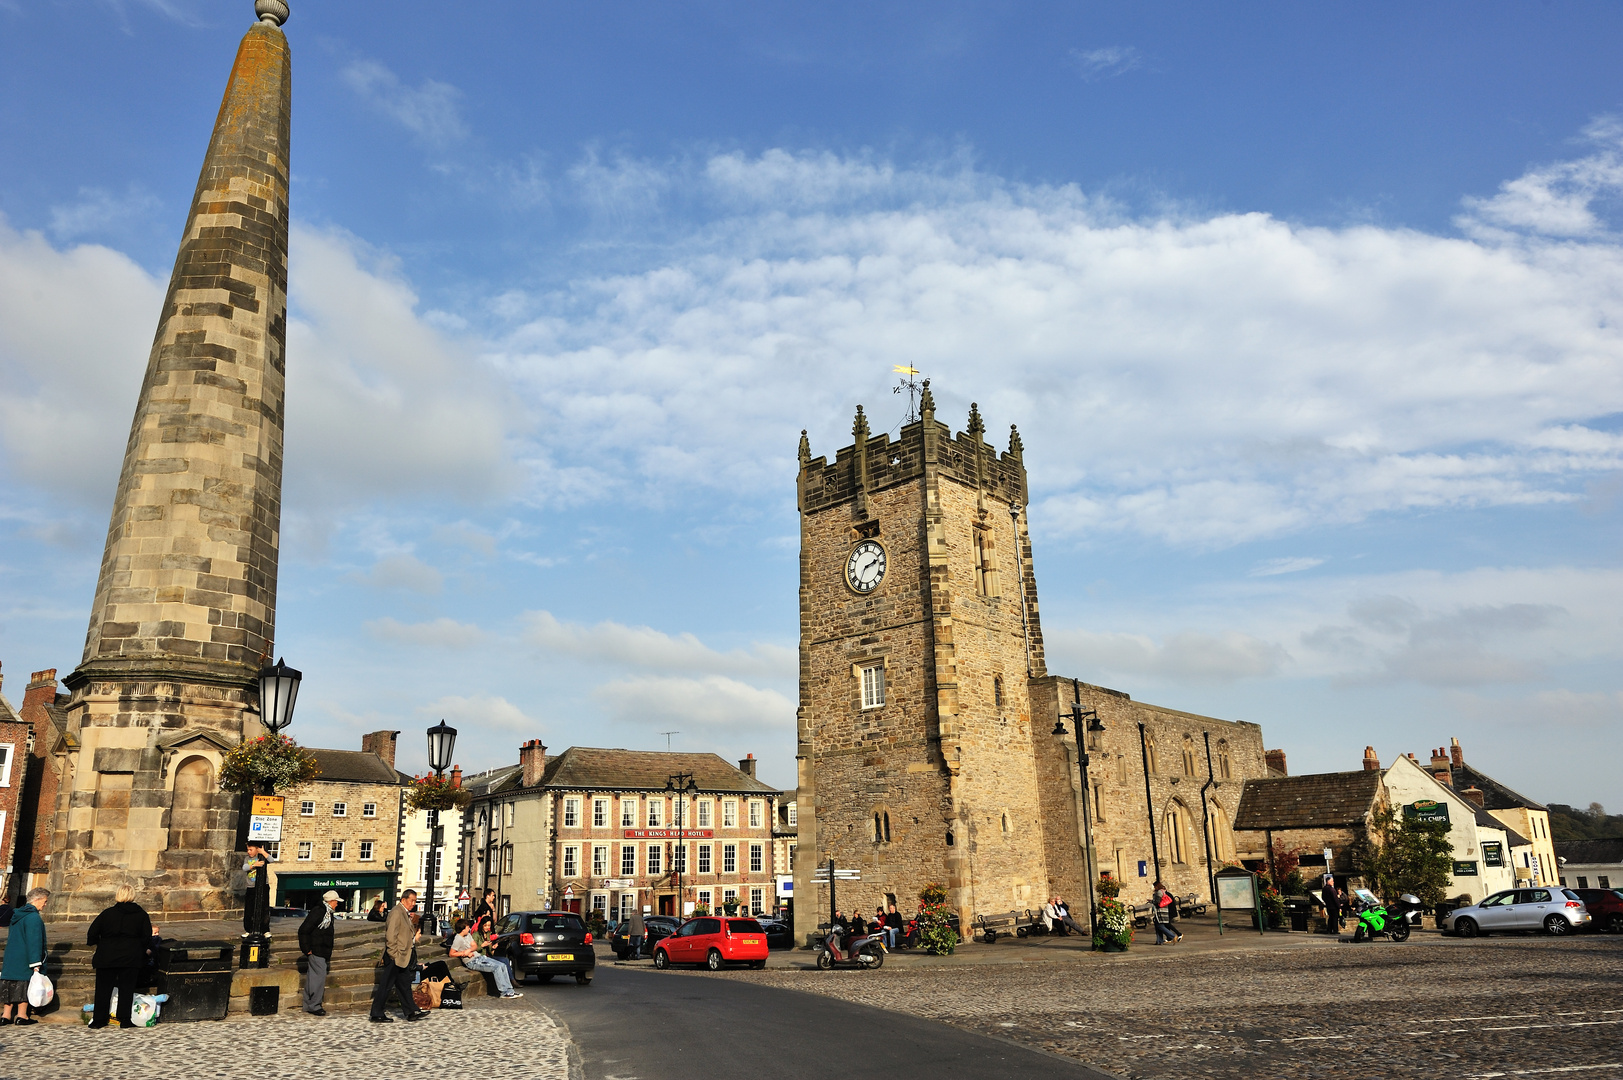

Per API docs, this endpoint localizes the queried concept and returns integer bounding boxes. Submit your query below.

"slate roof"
[459,764,522,798]
[307,747,401,785]
[1554,838,1623,865]
[1234,770,1385,830]
[0,692,20,724]
[1448,762,1546,813]
[540,748,778,795]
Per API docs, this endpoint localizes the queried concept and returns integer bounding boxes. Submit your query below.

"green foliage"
[586,910,608,938]
[1255,877,1284,925]
[1271,840,1307,897]
[406,774,472,812]
[1548,803,1623,842]
[916,882,957,955]
[1093,897,1133,949]
[721,896,741,916]
[691,902,710,917]
[218,733,321,794]
[1096,874,1121,899]
[1355,805,1456,905]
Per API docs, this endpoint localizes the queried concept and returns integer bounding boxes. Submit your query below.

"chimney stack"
[739,753,757,779]
[1362,746,1381,771]
[1429,747,1452,787]
[451,765,463,788]
[1264,749,1287,776]
[361,730,400,770]
[521,739,548,787]
[1461,786,1485,808]
[1450,737,1463,769]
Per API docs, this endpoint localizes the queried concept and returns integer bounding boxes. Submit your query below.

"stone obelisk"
[48,1,293,921]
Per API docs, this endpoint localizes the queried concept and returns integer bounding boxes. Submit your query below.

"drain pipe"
[1200,731,1217,904]
[1138,722,1162,885]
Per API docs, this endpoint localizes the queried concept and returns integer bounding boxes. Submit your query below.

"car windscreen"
[530,914,585,932]
[727,919,764,933]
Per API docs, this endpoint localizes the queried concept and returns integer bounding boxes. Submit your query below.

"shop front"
[275,872,395,915]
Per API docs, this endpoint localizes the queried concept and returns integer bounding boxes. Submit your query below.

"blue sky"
[2,1,1622,808]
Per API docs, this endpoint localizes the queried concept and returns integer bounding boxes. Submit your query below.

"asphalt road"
[531,959,1112,1080]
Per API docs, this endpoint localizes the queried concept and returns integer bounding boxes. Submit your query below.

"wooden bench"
[1177,894,1208,918]
[973,910,1037,943]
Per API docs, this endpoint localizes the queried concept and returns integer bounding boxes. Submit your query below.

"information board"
[1217,874,1257,910]
[248,795,285,843]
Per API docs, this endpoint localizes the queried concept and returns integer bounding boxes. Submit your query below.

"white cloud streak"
[1069,46,1144,82]
[342,59,468,149]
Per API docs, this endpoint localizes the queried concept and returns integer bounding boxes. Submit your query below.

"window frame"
[749,843,764,874]
[722,843,737,874]
[593,797,609,828]
[621,844,637,877]
[860,662,886,709]
[562,844,579,878]
[647,799,664,828]
[722,800,738,828]
[786,802,797,827]
[297,841,313,861]
[563,796,581,828]
[0,744,12,787]
[749,800,763,829]
[299,800,315,817]
[621,797,637,827]
[698,843,713,874]
[592,844,609,877]
[332,802,347,818]
[697,799,713,828]
[359,840,375,862]
[647,843,663,876]
[330,839,345,861]
[362,801,377,819]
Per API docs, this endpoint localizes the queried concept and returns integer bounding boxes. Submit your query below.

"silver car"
[1449,887,1591,937]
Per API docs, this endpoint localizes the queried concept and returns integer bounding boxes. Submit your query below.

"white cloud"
[594,675,794,734]
[342,59,467,148]
[1052,628,1287,685]
[523,610,794,680]
[49,186,161,240]
[1458,117,1623,238]
[491,144,1623,547]
[417,694,541,735]
[1069,46,1144,82]
[352,554,443,594]
[1250,557,1326,577]
[366,616,482,649]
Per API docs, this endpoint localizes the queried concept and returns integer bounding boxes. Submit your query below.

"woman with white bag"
[0,887,51,1027]
[88,883,152,1029]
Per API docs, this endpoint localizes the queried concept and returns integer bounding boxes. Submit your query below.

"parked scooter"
[814,924,886,969]
[1350,889,1423,943]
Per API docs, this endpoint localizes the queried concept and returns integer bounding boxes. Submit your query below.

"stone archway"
[167,756,215,852]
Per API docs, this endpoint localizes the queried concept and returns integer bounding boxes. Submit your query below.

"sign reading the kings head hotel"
[623,829,714,839]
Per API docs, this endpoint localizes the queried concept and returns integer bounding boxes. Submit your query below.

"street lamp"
[1053,678,1106,948]
[424,720,458,934]
[665,772,699,915]
[256,658,302,736]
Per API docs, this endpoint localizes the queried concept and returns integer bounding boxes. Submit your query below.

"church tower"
[49,1,294,920]
[792,383,1052,938]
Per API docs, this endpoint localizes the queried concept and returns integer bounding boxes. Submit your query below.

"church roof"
[307,747,401,785]
[1234,770,1386,830]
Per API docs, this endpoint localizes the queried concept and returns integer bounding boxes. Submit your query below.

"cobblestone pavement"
[703,933,1623,1079]
[0,999,570,1080]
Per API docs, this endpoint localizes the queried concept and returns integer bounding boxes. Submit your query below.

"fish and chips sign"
[1403,799,1450,825]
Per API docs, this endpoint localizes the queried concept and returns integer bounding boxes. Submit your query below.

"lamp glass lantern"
[257,658,302,735]
[426,721,458,777]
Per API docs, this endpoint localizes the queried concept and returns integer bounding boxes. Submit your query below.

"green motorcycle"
[1350,889,1421,943]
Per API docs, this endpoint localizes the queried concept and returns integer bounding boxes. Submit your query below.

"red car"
[1573,888,1623,933]
[652,916,769,971]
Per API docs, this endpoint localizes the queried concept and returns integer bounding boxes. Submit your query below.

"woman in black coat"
[87,884,153,1029]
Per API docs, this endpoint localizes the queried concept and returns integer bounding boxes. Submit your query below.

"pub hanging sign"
[1403,799,1450,825]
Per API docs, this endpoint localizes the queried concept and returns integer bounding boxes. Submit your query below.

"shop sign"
[1483,842,1504,867]
[623,829,713,839]
[603,879,634,889]
[248,795,284,843]
[1403,799,1450,825]
[1453,861,1479,877]
[312,878,364,889]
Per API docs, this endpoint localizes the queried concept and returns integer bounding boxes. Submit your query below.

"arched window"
[873,808,892,843]
[1182,737,1197,778]
[1210,802,1234,863]
[167,756,214,852]
[1144,735,1158,775]
[1217,740,1232,780]
[1000,812,1010,835]
[1116,755,1129,784]
[993,676,1003,710]
[974,527,999,596]
[875,812,884,843]
[1164,801,1189,864]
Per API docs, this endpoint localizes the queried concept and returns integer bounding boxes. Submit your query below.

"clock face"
[846,540,887,593]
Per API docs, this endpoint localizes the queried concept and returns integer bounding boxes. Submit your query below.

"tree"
[1355,806,1455,905]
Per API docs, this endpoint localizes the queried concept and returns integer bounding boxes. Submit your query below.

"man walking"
[299,890,340,1016]
[370,891,427,1023]
[628,905,645,959]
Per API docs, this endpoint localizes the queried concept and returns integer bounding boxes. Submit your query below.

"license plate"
[546,953,573,961]
[742,939,760,945]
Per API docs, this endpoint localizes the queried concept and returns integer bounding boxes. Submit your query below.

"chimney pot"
[451,765,463,788]
[521,740,548,787]
[1264,749,1287,776]
[1362,745,1381,771]
[738,755,758,779]
[1462,786,1485,808]
[1450,737,1463,769]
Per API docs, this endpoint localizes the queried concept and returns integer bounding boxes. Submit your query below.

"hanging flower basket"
[219,733,321,794]
[406,774,472,812]
[1093,897,1133,951]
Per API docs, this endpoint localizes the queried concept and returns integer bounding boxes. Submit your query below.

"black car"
[755,917,794,949]
[495,910,597,985]
[611,915,682,960]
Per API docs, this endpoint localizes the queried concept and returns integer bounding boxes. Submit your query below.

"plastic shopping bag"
[27,968,54,1008]
[129,994,159,1028]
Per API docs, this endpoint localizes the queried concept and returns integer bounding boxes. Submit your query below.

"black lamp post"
[257,658,302,740]
[665,772,699,915]
[424,720,458,935]
[243,659,300,968]
[1053,678,1105,947]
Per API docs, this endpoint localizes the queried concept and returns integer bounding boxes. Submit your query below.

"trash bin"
[153,940,234,1022]
[249,985,279,1015]
[1284,896,1312,932]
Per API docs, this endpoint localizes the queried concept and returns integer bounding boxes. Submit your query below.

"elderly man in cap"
[298,891,342,1016]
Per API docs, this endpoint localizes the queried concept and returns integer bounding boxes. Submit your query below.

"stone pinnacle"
[255,0,289,26]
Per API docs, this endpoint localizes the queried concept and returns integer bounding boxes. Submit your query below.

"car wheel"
[750,959,766,970]
[575,973,591,986]
[535,974,553,983]
[706,949,724,971]
[1545,914,1572,936]
[815,949,833,970]
[1607,914,1623,934]
[1455,917,1479,938]
[653,949,670,970]
[614,950,629,961]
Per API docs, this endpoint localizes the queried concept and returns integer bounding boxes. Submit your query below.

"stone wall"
[271,778,404,903]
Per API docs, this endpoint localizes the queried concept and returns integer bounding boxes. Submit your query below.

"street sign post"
[248,795,284,843]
